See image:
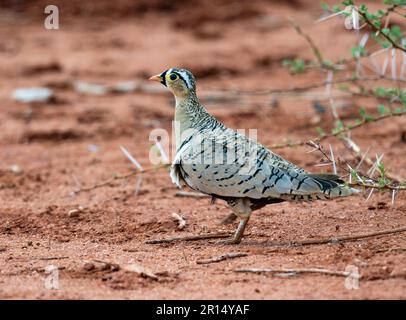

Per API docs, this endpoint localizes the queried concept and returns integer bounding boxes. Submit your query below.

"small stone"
[68,209,80,217]
[112,81,138,93]
[12,87,54,103]
[10,165,23,175]
[73,81,108,95]
[83,262,95,271]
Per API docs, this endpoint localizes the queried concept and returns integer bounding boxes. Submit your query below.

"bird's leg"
[221,213,238,225]
[217,198,252,244]
[217,216,250,244]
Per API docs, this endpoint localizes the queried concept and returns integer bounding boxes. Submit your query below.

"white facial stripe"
[177,70,192,89]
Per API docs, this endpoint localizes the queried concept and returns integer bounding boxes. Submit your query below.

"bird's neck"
[174,91,208,147]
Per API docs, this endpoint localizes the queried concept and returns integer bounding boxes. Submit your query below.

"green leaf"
[359,107,367,118]
[342,0,354,5]
[391,25,402,38]
[373,20,382,28]
[316,127,325,137]
[374,87,387,98]
[351,170,358,182]
[338,84,349,91]
[320,1,329,11]
[377,104,387,115]
[377,162,385,176]
[283,59,307,74]
[358,107,375,122]
[323,59,333,67]
[359,4,368,13]
[282,59,292,67]
[354,118,363,125]
[351,45,366,58]
[382,41,391,48]
[364,115,375,122]
[382,28,390,36]
[332,120,345,134]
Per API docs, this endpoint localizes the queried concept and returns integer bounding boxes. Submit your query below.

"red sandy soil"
[0,0,405,299]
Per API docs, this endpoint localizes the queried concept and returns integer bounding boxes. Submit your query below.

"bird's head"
[149,68,196,100]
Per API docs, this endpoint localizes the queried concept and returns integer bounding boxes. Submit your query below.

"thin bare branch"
[197,252,248,265]
[72,164,169,195]
[271,226,406,247]
[234,267,352,277]
[269,110,406,149]
[146,232,232,244]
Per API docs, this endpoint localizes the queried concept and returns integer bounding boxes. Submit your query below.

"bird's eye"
[169,73,177,81]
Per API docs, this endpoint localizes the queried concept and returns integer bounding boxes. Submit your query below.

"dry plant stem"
[340,136,403,183]
[196,252,248,265]
[349,182,406,191]
[146,232,232,244]
[147,226,406,246]
[310,140,405,190]
[273,226,406,247]
[234,267,351,277]
[290,21,325,68]
[36,256,69,261]
[374,247,406,253]
[73,171,138,194]
[73,164,169,194]
[227,75,406,96]
[269,110,406,149]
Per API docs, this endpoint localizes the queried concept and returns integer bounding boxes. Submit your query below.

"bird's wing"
[171,127,352,199]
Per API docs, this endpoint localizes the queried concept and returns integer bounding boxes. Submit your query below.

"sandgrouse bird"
[149,68,357,244]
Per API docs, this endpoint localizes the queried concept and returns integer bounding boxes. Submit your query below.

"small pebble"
[10,165,23,175]
[83,262,95,271]
[68,209,80,217]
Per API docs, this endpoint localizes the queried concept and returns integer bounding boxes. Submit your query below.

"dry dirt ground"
[0,1,405,299]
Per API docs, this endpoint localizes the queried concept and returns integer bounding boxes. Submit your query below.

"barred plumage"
[149,68,358,244]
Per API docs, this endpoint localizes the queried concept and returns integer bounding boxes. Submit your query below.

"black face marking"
[160,70,168,87]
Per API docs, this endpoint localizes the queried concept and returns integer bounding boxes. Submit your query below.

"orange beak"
[148,74,162,82]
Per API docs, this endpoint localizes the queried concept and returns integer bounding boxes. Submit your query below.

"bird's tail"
[281,173,359,201]
[308,173,359,198]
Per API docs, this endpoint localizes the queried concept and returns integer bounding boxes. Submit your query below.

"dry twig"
[146,232,232,244]
[72,164,169,195]
[36,256,69,261]
[234,267,353,278]
[270,226,406,247]
[196,252,248,265]
[269,110,406,149]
